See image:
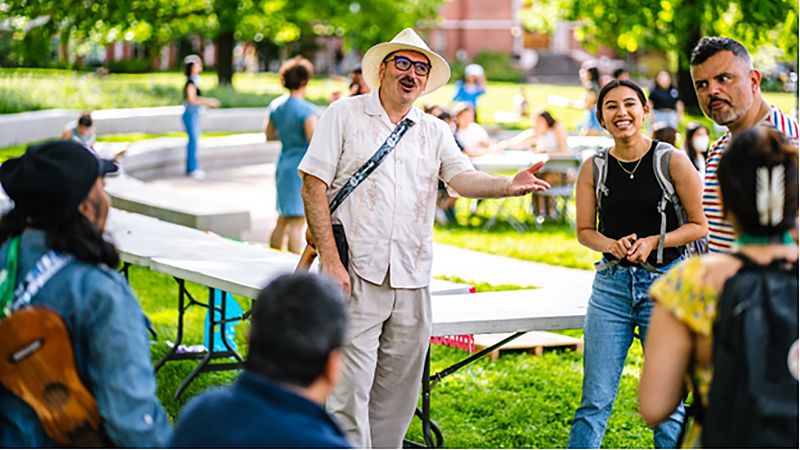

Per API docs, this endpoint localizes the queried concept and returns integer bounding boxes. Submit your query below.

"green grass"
[129,265,652,448]
[433,198,599,270]
[5,67,793,132]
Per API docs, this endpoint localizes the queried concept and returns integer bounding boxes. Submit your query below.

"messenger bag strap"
[328,117,416,214]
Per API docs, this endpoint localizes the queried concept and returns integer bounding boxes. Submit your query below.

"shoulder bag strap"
[328,118,416,214]
[10,251,73,314]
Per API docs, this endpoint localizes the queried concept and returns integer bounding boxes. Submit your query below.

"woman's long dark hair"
[0,209,120,268]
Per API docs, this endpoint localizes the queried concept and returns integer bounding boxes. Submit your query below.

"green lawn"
[434,195,599,270]
[128,264,652,448]
[3,68,794,135]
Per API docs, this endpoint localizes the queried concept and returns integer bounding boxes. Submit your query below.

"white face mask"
[693,135,710,153]
[191,74,201,86]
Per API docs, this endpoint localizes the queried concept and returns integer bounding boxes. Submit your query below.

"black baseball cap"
[0,140,118,225]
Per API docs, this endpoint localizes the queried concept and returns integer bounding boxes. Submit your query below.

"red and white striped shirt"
[703,106,799,253]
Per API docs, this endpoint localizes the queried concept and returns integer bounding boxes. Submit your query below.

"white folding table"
[409,287,590,448]
[105,208,472,398]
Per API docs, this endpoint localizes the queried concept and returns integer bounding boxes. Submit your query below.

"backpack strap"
[651,140,676,265]
[592,147,610,217]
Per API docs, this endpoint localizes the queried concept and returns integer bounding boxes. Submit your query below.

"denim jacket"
[0,230,172,447]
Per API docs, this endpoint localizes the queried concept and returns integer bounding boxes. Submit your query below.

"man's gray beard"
[715,96,754,127]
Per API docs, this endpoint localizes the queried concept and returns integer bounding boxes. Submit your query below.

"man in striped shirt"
[690,37,799,253]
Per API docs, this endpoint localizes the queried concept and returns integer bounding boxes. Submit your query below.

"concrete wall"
[0,106,269,148]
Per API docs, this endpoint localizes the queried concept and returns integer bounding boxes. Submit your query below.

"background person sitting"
[640,128,799,448]
[499,111,571,218]
[60,112,96,150]
[0,141,172,447]
[453,102,499,157]
[170,273,351,448]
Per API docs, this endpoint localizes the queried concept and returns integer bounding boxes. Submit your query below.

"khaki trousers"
[326,267,432,448]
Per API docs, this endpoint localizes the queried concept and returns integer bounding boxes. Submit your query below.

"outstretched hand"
[506,161,551,196]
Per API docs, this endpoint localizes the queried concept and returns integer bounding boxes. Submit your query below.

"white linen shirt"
[298,90,473,288]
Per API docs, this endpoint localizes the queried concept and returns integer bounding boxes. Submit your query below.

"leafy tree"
[1,0,445,85]
[520,0,798,114]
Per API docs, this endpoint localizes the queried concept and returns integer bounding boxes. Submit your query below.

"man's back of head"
[247,273,348,390]
[171,273,352,448]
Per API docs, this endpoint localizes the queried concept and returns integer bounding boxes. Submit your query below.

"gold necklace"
[615,152,645,179]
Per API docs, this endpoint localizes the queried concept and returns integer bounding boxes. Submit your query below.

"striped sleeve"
[702,134,734,253]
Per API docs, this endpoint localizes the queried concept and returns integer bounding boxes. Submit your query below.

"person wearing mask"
[182,55,220,180]
[639,127,798,448]
[570,79,707,448]
[684,122,710,177]
[648,70,683,130]
[265,56,319,254]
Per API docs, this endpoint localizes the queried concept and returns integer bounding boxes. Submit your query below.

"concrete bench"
[117,133,281,180]
[0,106,271,148]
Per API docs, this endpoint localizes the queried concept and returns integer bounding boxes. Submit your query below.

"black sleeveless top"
[184,79,201,99]
[599,141,682,267]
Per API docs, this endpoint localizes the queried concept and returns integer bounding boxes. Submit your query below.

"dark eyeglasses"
[384,55,431,76]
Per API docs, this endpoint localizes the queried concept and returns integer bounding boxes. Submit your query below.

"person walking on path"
[182,55,220,180]
[569,79,707,448]
[690,37,799,253]
[639,127,799,448]
[298,28,550,448]
[265,57,319,254]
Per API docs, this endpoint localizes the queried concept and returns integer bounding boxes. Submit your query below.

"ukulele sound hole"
[43,382,71,409]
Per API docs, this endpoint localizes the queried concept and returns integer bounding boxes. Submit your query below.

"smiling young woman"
[568,79,707,449]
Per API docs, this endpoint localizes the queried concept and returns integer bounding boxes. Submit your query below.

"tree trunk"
[216,31,235,86]
[677,9,703,117]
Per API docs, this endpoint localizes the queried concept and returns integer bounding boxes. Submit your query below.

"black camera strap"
[328,118,416,214]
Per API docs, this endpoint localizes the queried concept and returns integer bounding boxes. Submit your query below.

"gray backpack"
[592,141,704,271]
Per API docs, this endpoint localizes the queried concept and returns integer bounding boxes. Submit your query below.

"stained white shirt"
[298,90,473,288]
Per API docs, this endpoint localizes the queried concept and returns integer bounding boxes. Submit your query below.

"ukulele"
[0,306,104,447]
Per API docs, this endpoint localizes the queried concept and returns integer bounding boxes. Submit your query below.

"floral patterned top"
[649,256,719,448]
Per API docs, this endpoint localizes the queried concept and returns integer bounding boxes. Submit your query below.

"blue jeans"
[182,103,201,173]
[652,110,679,130]
[568,259,684,449]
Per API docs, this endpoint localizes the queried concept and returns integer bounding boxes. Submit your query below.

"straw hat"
[361,28,450,96]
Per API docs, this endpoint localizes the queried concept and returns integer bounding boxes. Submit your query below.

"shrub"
[108,59,155,74]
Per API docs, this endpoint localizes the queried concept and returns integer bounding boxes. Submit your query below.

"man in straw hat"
[298,28,550,448]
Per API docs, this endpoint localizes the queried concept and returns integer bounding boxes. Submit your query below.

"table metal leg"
[405,332,528,448]
[155,281,246,399]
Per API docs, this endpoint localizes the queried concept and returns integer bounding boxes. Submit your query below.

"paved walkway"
[148,163,595,289]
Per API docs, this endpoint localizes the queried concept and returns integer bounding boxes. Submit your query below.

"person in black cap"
[0,140,173,447]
